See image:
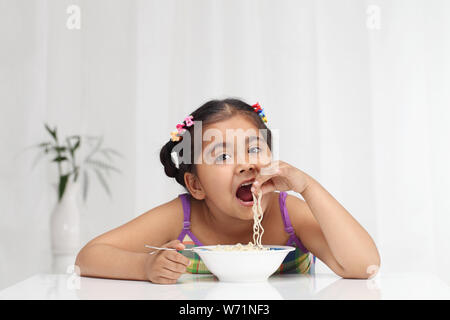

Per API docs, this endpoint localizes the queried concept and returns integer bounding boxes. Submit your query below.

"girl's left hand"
[251,160,310,195]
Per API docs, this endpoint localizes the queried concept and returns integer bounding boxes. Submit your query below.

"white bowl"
[192,245,295,282]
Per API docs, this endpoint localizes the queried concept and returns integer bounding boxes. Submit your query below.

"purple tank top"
[176,191,309,253]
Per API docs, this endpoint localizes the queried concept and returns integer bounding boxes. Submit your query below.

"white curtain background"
[1,0,449,290]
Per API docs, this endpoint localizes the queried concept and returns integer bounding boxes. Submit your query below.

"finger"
[259,180,276,196]
[252,160,280,174]
[252,171,278,194]
[153,276,178,285]
[162,239,185,251]
[161,239,180,248]
[165,250,191,267]
[259,160,281,176]
[252,161,283,193]
[164,258,189,273]
[160,267,183,280]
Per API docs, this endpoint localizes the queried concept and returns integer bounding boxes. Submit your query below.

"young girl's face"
[195,114,272,221]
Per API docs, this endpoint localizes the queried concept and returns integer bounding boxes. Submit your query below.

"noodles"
[212,242,263,251]
[212,189,268,251]
[252,189,265,248]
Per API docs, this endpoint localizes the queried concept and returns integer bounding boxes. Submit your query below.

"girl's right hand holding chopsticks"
[144,239,191,284]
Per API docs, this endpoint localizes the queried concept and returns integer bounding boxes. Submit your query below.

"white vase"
[50,179,81,273]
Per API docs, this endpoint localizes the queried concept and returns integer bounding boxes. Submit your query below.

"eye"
[249,146,261,153]
[215,153,231,163]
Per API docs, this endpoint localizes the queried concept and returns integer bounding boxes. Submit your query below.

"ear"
[184,172,205,200]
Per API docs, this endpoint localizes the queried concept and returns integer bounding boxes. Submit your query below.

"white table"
[0,272,449,300]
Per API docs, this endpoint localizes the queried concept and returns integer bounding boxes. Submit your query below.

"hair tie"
[170,115,194,142]
[252,102,268,124]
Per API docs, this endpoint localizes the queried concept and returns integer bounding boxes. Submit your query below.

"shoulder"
[83,194,187,250]
[139,194,186,240]
[266,191,309,223]
[282,192,317,234]
[283,192,308,213]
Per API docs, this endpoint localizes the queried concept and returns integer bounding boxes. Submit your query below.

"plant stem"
[66,137,78,182]
[55,137,63,179]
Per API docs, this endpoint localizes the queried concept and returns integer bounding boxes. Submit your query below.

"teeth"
[240,181,254,187]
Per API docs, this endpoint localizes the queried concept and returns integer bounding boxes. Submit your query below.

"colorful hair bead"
[170,114,194,142]
[252,102,268,124]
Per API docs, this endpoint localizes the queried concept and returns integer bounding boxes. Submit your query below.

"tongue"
[236,185,253,202]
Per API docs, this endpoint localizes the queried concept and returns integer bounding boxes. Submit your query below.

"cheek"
[204,167,233,191]
[254,149,272,167]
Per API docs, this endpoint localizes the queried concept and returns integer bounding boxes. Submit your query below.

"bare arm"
[75,243,149,281]
[250,160,380,279]
[288,174,381,279]
[75,197,190,283]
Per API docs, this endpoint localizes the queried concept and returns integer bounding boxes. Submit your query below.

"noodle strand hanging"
[212,188,268,251]
[252,189,265,248]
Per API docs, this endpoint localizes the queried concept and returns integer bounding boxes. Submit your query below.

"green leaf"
[58,174,70,202]
[93,168,111,198]
[73,166,80,182]
[28,142,54,171]
[41,143,54,154]
[73,139,80,152]
[71,139,81,159]
[84,135,103,161]
[101,148,125,159]
[66,136,81,158]
[85,158,121,173]
[100,149,113,162]
[44,123,57,141]
[52,156,68,162]
[38,142,52,148]
[53,146,67,152]
[66,138,74,158]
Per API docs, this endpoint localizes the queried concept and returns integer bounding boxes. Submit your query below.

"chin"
[232,209,254,221]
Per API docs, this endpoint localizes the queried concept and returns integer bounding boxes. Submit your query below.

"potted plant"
[31,123,123,272]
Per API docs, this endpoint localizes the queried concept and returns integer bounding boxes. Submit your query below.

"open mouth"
[235,181,254,206]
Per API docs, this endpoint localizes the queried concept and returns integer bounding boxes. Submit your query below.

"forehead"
[203,115,261,148]
[205,114,257,132]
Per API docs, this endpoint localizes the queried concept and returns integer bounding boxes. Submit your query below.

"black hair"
[159,98,272,193]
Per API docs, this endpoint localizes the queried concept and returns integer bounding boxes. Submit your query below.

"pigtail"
[159,140,180,179]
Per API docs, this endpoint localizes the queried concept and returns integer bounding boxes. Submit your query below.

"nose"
[237,163,257,174]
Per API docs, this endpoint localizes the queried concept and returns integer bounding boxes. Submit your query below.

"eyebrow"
[207,136,260,152]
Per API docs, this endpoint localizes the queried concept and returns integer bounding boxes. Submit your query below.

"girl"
[75,98,380,284]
